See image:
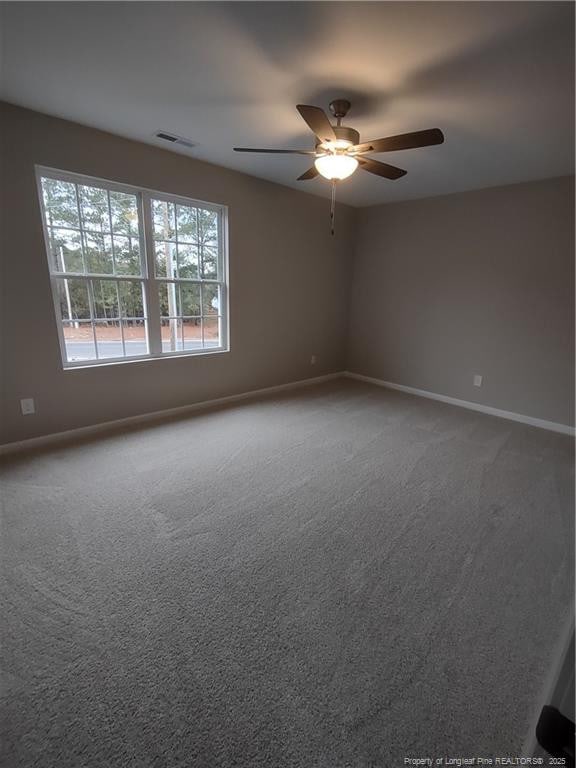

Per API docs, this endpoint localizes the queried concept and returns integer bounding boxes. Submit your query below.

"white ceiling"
[1,2,573,207]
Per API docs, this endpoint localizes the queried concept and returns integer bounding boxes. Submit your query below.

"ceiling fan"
[234,99,444,183]
[234,99,444,233]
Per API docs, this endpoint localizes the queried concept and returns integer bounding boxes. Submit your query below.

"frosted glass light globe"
[314,154,358,181]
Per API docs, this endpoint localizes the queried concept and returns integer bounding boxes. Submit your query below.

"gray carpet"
[1,379,573,767]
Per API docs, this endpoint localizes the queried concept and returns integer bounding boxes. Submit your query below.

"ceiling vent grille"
[154,131,195,149]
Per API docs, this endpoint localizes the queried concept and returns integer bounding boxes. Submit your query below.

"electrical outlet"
[310,355,317,365]
[20,398,35,415]
[473,374,483,387]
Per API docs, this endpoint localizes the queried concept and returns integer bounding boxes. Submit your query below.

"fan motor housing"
[334,125,360,146]
[317,125,360,151]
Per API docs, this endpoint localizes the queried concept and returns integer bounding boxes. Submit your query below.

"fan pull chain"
[330,180,337,236]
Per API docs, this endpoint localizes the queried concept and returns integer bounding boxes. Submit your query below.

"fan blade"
[297,167,319,181]
[353,128,444,154]
[296,105,337,143]
[234,147,317,155]
[358,157,407,180]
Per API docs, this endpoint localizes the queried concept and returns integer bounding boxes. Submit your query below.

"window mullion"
[141,191,162,355]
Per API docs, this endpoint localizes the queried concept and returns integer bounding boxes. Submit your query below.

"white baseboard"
[2,370,573,455]
[344,371,575,436]
[0,372,342,457]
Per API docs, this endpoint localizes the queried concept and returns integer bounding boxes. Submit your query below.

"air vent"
[154,131,195,149]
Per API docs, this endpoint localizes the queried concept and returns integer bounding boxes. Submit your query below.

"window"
[36,168,228,367]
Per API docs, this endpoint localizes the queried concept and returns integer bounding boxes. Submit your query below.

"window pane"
[202,284,219,315]
[122,319,148,357]
[203,316,221,348]
[94,320,124,359]
[197,209,218,245]
[114,235,141,276]
[161,318,182,353]
[158,282,179,317]
[55,278,91,320]
[155,241,176,278]
[153,200,176,241]
[201,245,218,279]
[84,232,113,274]
[118,281,145,319]
[48,228,83,273]
[110,191,139,237]
[92,280,119,319]
[41,178,79,229]
[183,318,202,350]
[63,320,97,362]
[176,204,197,242]
[180,284,201,316]
[177,243,199,279]
[79,185,110,233]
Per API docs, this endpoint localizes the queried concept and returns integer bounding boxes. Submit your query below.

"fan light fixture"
[314,153,358,180]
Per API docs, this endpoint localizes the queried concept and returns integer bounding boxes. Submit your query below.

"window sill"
[62,346,230,371]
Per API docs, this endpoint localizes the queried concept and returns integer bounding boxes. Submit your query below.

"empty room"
[0,2,574,766]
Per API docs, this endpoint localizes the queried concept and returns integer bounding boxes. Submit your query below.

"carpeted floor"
[1,379,574,768]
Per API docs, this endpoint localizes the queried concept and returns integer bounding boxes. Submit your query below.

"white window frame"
[35,166,229,369]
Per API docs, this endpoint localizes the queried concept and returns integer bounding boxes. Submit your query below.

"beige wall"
[0,103,356,444]
[347,177,575,426]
